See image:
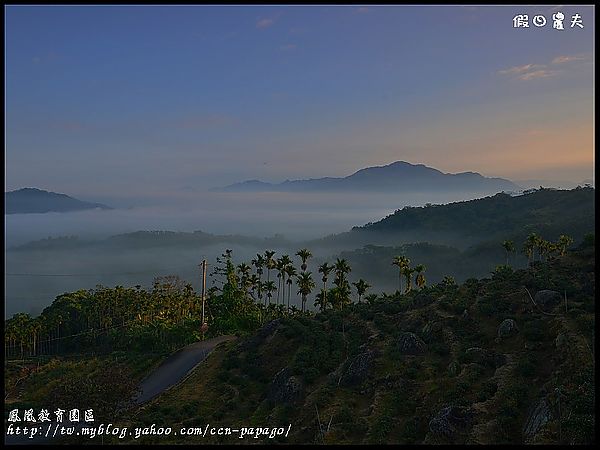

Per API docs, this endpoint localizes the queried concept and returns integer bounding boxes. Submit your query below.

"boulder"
[340,350,376,386]
[497,319,519,339]
[397,332,427,355]
[421,321,443,338]
[534,290,562,308]
[523,398,553,440]
[267,368,303,404]
[429,405,474,439]
[554,333,568,351]
[461,309,469,320]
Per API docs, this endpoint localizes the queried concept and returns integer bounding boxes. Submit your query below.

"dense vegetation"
[5,235,594,444]
[115,239,595,444]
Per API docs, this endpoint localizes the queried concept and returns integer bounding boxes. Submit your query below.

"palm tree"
[296,248,313,272]
[237,263,251,298]
[392,256,409,293]
[402,265,414,294]
[414,264,426,290]
[276,257,287,305]
[557,234,574,256]
[264,251,276,301]
[263,280,276,306]
[318,262,333,311]
[333,259,352,310]
[352,279,371,303]
[523,233,538,265]
[364,293,378,305]
[251,254,265,302]
[284,264,297,310]
[296,272,315,313]
[501,240,515,266]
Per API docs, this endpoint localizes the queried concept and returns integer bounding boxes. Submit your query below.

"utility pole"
[200,260,208,340]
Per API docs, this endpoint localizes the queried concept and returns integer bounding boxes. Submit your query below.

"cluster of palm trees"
[241,250,370,313]
[391,256,426,294]
[501,233,574,266]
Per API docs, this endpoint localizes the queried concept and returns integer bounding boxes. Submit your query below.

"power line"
[5,265,196,277]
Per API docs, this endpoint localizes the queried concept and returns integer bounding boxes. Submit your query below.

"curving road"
[4,335,237,445]
[135,334,237,405]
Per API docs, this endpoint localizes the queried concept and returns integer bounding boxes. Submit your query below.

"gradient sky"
[5,5,595,198]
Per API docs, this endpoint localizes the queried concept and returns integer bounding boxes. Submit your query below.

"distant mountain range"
[5,188,112,214]
[213,161,520,193]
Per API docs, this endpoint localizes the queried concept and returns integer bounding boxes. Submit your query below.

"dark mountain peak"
[215,161,519,193]
[6,188,112,214]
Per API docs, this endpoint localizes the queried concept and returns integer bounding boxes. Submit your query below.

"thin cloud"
[256,18,274,29]
[552,54,586,64]
[280,43,297,51]
[518,70,556,81]
[498,64,545,75]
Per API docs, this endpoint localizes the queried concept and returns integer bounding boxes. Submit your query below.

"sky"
[5,5,595,200]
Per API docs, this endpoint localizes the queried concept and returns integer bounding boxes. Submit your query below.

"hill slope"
[314,187,595,249]
[215,161,519,193]
[5,188,111,214]
[123,246,595,444]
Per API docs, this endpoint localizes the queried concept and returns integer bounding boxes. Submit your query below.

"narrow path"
[4,335,237,445]
[135,334,237,405]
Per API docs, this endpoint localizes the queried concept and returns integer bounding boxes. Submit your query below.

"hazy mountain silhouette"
[5,188,112,214]
[214,161,520,193]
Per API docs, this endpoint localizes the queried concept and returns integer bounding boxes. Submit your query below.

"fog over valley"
[6,188,508,316]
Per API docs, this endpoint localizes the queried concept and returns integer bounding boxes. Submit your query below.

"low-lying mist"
[5,189,503,317]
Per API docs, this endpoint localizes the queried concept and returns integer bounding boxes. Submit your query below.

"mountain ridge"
[213,161,520,193]
[5,187,112,214]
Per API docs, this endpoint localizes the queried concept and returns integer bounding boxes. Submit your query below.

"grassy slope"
[117,247,594,445]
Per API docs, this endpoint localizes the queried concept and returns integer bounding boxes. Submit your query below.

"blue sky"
[5,5,595,197]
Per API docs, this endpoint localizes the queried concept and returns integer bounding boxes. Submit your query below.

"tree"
[364,293,378,305]
[392,256,409,293]
[284,264,297,310]
[296,272,315,313]
[352,279,371,303]
[402,265,414,294]
[442,275,456,286]
[318,262,333,311]
[251,253,265,302]
[523,233,539,265]
[501,240,515,266]
[263,280,276,306]
[414,264,426,290]
[296,248,313,272]
[557,234,574,256]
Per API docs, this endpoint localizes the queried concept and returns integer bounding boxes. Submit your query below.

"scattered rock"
[267,368,303,404]
[340,350,376,386]
[396,332,427,355]
[257,318,282,339]
[461,309,469,320]
[497,319,519,339]
[523,398,553,440]
[464,347,506,368]
[421,321,443,338]
[534,290,562,308]
[429,405,475,440]
[555,333,568,351]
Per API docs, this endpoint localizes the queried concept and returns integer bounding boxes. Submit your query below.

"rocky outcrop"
[428,405,475,441]
[396,332,427,355]
[267,368,303,404]
[523,397,553,441]
[497,319,519,339]
[340,350,376,386]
